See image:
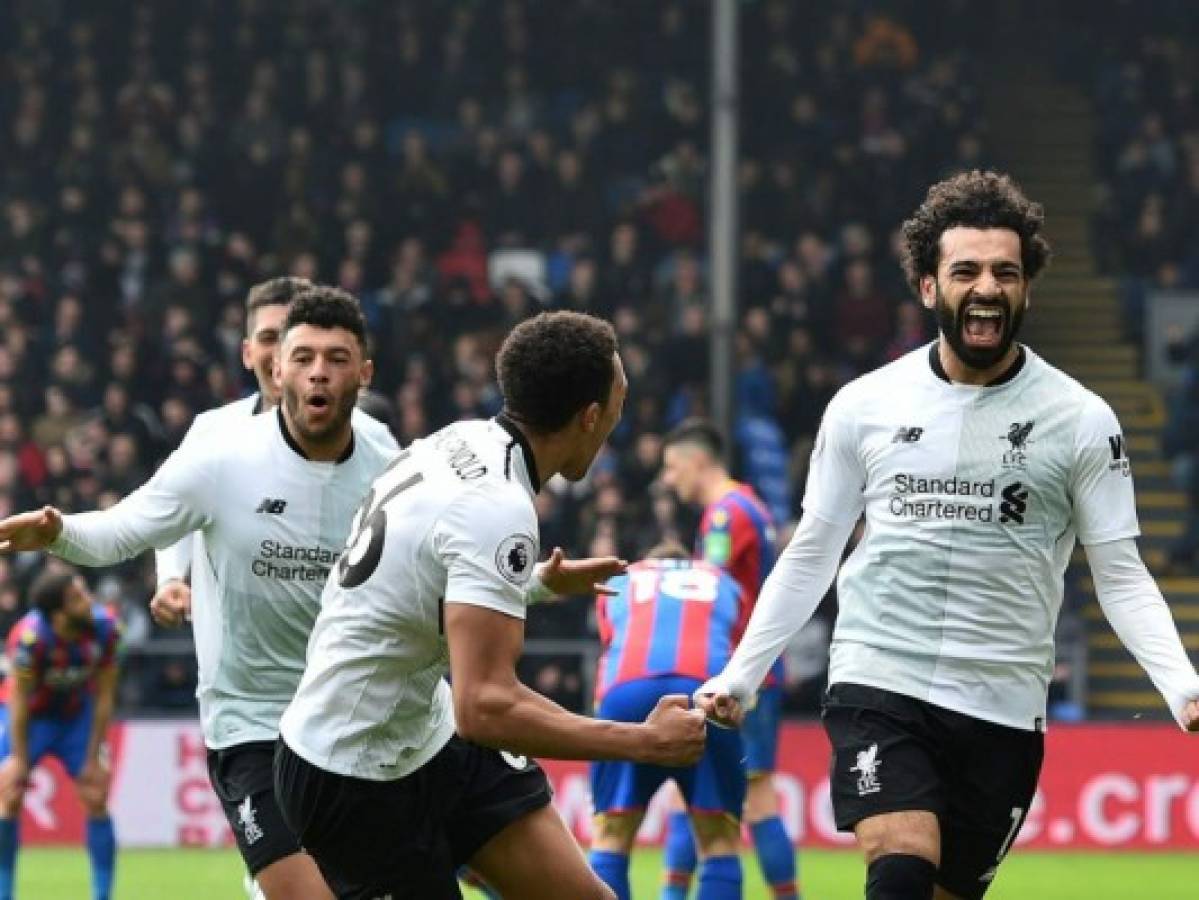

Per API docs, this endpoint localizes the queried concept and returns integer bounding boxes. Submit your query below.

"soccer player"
[589,544,747,900]
[0,568,120,900]
[150,275,396,630]
[0,288,394,900]
[661,420,798,900]
[274,311,707,900]
[696,170,1199,900]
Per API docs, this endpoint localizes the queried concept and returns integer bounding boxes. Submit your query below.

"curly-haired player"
[697,171,1199,899]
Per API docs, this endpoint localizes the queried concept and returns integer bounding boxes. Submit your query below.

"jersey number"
[337,451,422,589]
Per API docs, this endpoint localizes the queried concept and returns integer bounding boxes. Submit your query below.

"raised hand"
[639,694,706,766]
[0,506,63,553]
[538,546,628,598]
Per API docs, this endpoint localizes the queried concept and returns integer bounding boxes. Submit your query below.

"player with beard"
[0,569,120,900]
[695,171,1199,900]
[0,288,395,900]
[150,276,396,632]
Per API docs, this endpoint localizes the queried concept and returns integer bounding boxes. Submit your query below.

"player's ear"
[919,274,936,310]
[241,337,254,371]
[580,401,601,433]
[359,358,374,389]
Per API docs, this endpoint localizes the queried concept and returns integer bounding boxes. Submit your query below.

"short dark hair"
[283,285,368,348]
[246,276,312,325]
[29,569,77,617]
[899,170,1052,296]
[663,417,724,462]
[645,540,690,561]
[497,311,617,433]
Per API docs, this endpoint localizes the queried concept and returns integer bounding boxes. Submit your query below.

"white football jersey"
[279,418,541,780]
[806,345,1138,730]
[155,392,398,582]
[52,408,393,748]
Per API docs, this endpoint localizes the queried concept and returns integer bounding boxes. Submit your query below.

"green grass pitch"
[13,847,1197,898]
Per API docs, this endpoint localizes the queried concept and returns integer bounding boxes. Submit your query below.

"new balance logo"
[237,796,264,846]
[255,498,287,514]
[851,743,882,796]
[1108,434,1131,476]
[892,426,924,444]
[999,482,1028,524]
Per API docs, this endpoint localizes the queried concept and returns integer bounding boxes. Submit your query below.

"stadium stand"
[0,0,1120,721]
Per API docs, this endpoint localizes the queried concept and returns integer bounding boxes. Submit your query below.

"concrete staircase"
[985,64,1194,721]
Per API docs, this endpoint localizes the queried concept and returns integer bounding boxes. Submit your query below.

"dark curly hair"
[498,311,617,433]
[899,170,1052,295]
[284,285,367,348]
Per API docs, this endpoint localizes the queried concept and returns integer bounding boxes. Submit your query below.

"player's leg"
[682,716,747,900]
[933,709,1044,900]
[0,707,43,900]
[469,803,614,900]
[208,742,332,900]
[742,687,799,899]
[58,702,118,900]
[274,738,462,899]
[588,678,675,900]
[589,810,644,900]
[660,786,697,900]
[823,684,947,900]
[0,709,57,900]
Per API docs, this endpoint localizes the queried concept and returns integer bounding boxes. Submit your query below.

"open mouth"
[962,304,1005,348]
[306,394,331,413]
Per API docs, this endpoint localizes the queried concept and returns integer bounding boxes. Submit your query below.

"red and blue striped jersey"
[1,606,120,718]
[595,559,746,702]
[697,481,783,682]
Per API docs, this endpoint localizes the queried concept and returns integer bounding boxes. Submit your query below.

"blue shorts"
[590,676,745,819]
[743,685,781,776]
[0,701,93,778]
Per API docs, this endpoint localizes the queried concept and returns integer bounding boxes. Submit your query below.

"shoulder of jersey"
[1022,349,1092,400]
[351,407,398,453]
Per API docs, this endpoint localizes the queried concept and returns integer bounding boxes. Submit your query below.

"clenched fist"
[638,694,706,767]
[151,579,192,628]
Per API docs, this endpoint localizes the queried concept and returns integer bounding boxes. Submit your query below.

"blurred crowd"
[0,0,989,714]
[1077,1,1199,571]
[1084,1,1199,342]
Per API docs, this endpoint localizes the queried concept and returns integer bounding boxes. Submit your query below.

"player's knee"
[690,813,740,857]
[743,773,777,821]
[865,853,937,900]
[590,812,639,853]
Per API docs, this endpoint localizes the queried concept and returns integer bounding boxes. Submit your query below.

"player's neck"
[935,339,1022,386]
[278,406,354,463]
[699,473,735,508]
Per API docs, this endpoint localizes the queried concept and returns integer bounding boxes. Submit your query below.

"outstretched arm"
[696,511,853,723]
[1086,538,1199,731]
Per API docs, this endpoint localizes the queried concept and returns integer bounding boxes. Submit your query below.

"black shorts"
[207,741,303,876]
[274,736,553,900]
[822,683,1044,900]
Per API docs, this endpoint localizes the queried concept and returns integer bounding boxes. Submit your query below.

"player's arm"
[0,668,36,803]
[1086,539,1199,730]
[1071,395,1199,731]
[0,440,213,565]
[446,604,701,765]
[83,663,119,766]
[696,389,865,724]
[436,489,698,765]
